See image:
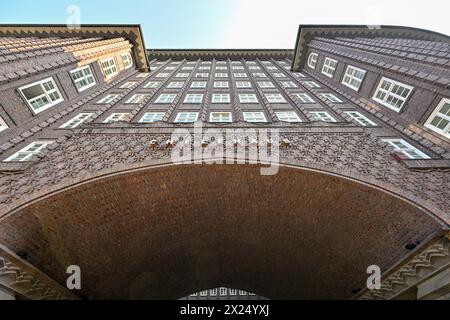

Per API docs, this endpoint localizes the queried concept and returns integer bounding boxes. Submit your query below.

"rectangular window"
[253,73,267,78]
[4,141,54,162]
[60,113,94,129]
[210,112,232,122]
[156,73,170,78]
[215,73,228,78]
[212,94,230,104]
[182,67,194,71]
[373,77,414,112]
[97,94,120,104]
[258,81,274,88]
[303,81,321,88]
[199,66,210,70]
[293,93,315,103]
[276,111,302,122]
[425,98,450,138]
[344,111,377,127]
[19,77,63,114]
[310,111,336,122]
[191,81,207,88]
[249,66,260,70]
[209,289,218,296]
[184,94,204,104]
[176,73,190,78]
[239,94,258,104]
[104,113,130,123]
[214,81,229,88]
[200,291,208,297]
[318,93,343,103]
[273,73,286,78]
[121,52,133,69]
[164,66,176,71]
[70,65,96,92]
[167,82,184,89]
[267,66,278,70]
[219,288,228,296]
[236,81,252,88]
[239,291,247,296]
[234,73,247,78]
[196,73,209,78]
[215,66,228,70]
[342,65,366,91]
[175,112,199,123]
[307,53,318,69]
[265,93,286,103]
[126,94,149,104]
[382,139,430,159]
[281,81,298,88]
[100,57,118,79]
[0,116,8,133]
[139,112,165,123]
[136,73,149,78]
[243,111,267,122]
[232,66,244,70]
[321,57,338,78]
[144,81,160,88]
[229,289,237,296]
[155,94,177,104]
[120,81,137,89]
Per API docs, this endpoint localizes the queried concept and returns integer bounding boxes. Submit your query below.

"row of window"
[3,135,430,163]
[142,80,300,89]
[100,92,342,105]
[15,52,133,115]
[155,72,289,79]
[189,288,256,297]
[307,52,450,138]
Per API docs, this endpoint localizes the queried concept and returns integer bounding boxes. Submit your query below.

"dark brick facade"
[0,25,448,300]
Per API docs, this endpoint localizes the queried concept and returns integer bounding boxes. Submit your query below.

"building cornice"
[292,25,450,72]
[148,49,294,60]
[0,24,150,71]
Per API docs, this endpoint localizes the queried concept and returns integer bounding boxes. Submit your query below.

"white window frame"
[176,73,190,78]
[273,73,286,78]
[212,94,230,104]
[100,57,118,79]
[0,116,8,133]
[167,82,184,89]
[156,73,170,78]
[253,73,267,78]
[318,93,343,103]
[425,98,450,138]
[342,65,366,91]
[321,57,338,78]
[310,111,336,122]
[382,139,430,159]
[120,81,137,89]
[155,94,177,104]
[191,81,207,88]
[97,94,119,104]
[209,289,218,296]
[258,81,274,88]
[210,112,232,123]
[139,112,165,123]
[70,65,96,92]
[293,93,315,103]
[144,81,160,89]
[265,93,287,104]
[184,94,204,104]
[344,111,377,127]
[307,53,318,69]
[281,81,298,88]
[219,288,228,296]
[214,81,229,88]
[233,73,247,78]
[126,94,149,104]
[372,77,414,112]
[4,141,54,162]
[239,94,258,104]
[243,112,267,123]
[18,77,64,114]
[303,81,321,88]
[276,111,302,122]
[229,289,237,296]
[60,113,94,129]
[196,73,210,78]
[175,112,199,123]
[121,52,133,69]
[104,113,130,123]
[236,81,251,88]
[215,73,228,78]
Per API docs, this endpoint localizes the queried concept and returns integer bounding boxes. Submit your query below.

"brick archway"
[0,161,445,299]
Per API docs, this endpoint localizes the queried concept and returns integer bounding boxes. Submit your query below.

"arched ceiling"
[0,163,444,300]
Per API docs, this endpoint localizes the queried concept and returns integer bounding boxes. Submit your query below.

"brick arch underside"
[0,163,444,300]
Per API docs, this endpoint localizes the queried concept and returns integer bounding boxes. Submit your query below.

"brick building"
[0,25,448,300]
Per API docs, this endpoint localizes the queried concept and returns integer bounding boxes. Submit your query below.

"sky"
[0,0,448,49]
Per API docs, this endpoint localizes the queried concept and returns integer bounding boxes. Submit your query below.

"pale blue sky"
[0,0,448,49]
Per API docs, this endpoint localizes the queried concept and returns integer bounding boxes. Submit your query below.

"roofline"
[147,48,294,60]
[0,24,150,71]
[292,24,450,72]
